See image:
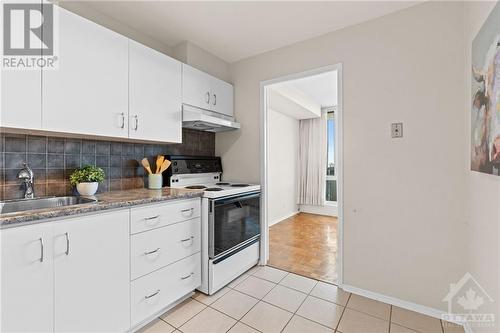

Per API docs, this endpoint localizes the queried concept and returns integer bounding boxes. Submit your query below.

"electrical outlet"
[391,123,403,138]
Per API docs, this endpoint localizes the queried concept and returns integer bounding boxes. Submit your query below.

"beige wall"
[464,2,500,332]
[59,2,173,56]
[217,1,467,311]
[173,41,232,82]
[267,109,299,225]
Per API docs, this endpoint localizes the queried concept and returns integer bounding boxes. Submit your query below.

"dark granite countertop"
[0,187,203,229]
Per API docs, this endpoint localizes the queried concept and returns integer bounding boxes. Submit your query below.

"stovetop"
[169,176,260,199]
[165,156,260,198]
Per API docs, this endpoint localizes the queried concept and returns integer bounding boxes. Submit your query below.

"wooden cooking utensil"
[158,159,171,174]
[141,158,153,175]
[155,155,165,174]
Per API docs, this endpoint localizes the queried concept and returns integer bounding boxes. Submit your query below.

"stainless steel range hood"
[182,104,241,132]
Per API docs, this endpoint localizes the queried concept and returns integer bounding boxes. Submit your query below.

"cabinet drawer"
[131,252,201,327]
[130,198,200,234]
[131,218,201,280]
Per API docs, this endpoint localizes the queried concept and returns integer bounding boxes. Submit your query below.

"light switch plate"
[391,123,403,138]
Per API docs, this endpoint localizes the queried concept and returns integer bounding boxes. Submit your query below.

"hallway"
[268,213,338,284]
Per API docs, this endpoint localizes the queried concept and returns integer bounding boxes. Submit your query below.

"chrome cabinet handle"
[181,273,194,280]
[144,289,160,300]
[206,92,210,104]
[119,112,125,129]
[144,248,160,255]
[39,237,44,262]
[133,115,138,131]
[144,215,160,221]
[65,232,70,256]
[181,208,194,216]
[181,236,194,245]
[213,94,217,106]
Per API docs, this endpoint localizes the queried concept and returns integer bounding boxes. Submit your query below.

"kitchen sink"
[0,196,97,215]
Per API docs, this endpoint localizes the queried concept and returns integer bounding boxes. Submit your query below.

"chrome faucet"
[17,163,34,199]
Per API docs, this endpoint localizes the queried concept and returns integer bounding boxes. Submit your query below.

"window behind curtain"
[326,111,337,202]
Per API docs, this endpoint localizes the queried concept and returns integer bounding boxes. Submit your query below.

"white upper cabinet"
[129,40,182,143]
[42,8,129,138]
[1,53,42,130]
[53,211,130,333]
[3,5,235,139]
[182,64,234,117]
[182,64,212,110]
[211,77,234,117]
[1,222,54,333]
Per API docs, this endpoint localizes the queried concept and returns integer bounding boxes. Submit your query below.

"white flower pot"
[76,182,98,196]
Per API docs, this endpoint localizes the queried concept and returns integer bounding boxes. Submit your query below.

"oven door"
[208,192,260,259]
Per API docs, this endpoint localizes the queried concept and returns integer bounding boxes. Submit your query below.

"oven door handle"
[213,192,260,206]
[208,200,215,258]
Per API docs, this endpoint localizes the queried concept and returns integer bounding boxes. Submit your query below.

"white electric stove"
[166,156,261,295]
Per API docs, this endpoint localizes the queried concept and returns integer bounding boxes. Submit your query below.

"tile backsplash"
[0,129,215,200]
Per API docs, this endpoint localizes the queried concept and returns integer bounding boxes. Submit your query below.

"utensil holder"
[148,174,162,189]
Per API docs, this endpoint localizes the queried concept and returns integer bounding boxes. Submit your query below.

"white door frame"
[259,63,344,286]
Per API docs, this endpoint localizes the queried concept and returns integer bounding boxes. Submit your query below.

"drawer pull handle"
[181,208,194,215]
[65,232,70,256]
[144,215,161,226]
[181,273,194,280]
[181,236,194,245]
[144,289,160,299]
[144,248,160,255]
[39,237,44,262]
[119,112,125,129]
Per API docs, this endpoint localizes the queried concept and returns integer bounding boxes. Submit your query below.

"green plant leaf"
[69,165,106,186]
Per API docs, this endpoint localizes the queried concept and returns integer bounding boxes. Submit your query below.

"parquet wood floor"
[268,212,338,284]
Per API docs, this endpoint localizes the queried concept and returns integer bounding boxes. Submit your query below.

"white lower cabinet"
[53,211,130,333]
[130,198,200,235]
[0,210,130,333]
[131,218,201,280]
[129,199,202,329]
[1,222,54,333]
[131,252,201,327]
[0,198,201,332]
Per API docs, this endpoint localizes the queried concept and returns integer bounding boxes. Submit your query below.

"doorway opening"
[259,65,343,286]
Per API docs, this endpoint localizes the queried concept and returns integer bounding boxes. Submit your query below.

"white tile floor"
[139,266,465,333]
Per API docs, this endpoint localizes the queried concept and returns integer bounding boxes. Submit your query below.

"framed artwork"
[471,2,500,176]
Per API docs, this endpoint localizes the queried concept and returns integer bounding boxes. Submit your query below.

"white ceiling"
[272,70,338,108]
[268,87,321,120]
[60,1,419,63]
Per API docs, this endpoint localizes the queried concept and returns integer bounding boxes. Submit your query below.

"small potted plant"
[70,165,105,196]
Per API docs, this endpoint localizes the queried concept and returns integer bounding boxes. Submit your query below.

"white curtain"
[297,110,327,206]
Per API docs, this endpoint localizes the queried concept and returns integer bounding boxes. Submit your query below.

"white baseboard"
[341,284,468,330]
[299,203,338,216]
[269,211,299,226]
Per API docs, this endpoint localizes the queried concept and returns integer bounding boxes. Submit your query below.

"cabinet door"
[129,40,182,142]
[1,223,54,333]
[211,77,234,117]
[182,64,212,110]
[42,8,129,138]
[53,211,130,332]
[1,52,42,129]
